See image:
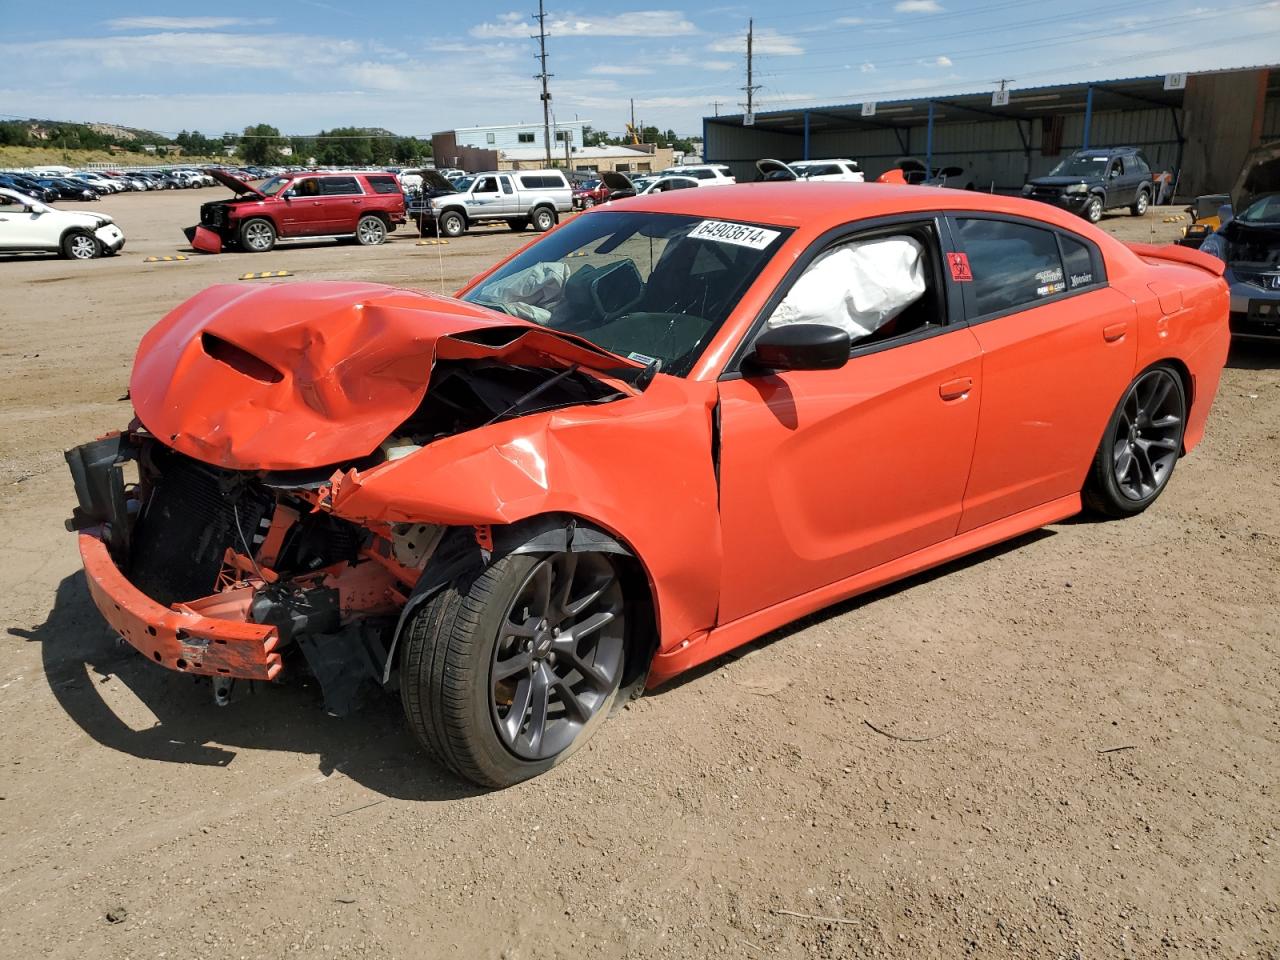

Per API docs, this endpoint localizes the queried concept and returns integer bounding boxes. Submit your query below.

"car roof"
[617,181,1111,234]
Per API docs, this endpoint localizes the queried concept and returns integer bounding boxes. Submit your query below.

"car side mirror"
[747,323,851,373]
[282,189,295,199]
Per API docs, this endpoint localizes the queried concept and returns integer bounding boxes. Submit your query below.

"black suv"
[1022,147,1154,223]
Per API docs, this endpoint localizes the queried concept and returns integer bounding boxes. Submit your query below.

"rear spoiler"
[1125,241,1225,277]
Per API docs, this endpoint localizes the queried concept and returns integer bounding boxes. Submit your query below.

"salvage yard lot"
[1,187,1277,958]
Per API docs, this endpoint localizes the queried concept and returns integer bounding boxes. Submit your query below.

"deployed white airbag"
[479,261,571,323]
[767,236,926,339]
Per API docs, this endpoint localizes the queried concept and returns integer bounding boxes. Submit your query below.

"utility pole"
[712,100,722,117]
[533,0,553,167]
[740,19,760,123]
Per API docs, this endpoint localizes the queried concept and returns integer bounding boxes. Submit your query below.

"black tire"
[400,550,627,788]
[238,218,276,253]
[506,217,529,232]
[1130,189,1150,217]
[355,214,388,246]
[61,231,99,261]
[1083,195,1104,224]
[531,207,556,232]
[1083,363,1186,518]
[439,210,466,238]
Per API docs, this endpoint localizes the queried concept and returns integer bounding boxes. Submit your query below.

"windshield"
[258,176,289,196]
[1048,155,1110,177]
[1238,194,1280,223]
[453,176,475,192]
[461,211,791,377]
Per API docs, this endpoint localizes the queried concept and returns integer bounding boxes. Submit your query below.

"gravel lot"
[1,187,1277,959]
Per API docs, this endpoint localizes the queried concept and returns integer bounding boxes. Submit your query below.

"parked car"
[72,172,126,193]
[0,174,58,202]
[185,169,407,253]
[1198,141,1280,338]
[65,182,1227,788]
[636,175,701,195]
[0,186,125,259]
[34,178,99,202]
[790,159,865,182]
[414,169,571,237]
[1022,147,1155,223]
[573,171,635,209]
[660,164,736,186]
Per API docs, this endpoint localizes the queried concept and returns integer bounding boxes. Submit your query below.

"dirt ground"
[1,188,1277,960]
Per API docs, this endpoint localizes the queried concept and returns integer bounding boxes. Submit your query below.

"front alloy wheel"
[62,232,99,260]
[1084,196,1103,223]
[1084,364,1186,517]
[401,549,627,787]
[239,218,276,253]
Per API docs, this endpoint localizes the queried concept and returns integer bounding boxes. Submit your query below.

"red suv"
[186,170,407,253]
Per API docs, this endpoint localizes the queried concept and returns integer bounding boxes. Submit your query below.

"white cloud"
[835,16,866,25]
[703,60,735,71]
[587,64,653,76]
[934,55,953,67]
[106,16,274,30]
[895,0,944,12]
[708,28,804,56]
[471,10,697,39]
[860,62,876,73]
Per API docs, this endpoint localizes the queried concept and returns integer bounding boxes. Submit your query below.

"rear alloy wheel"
[1084,364,1186,517]
[1084,196,1104,224]
[239,218,276,253]
[62,232,99,261]
[400,549,627,788]
[355,214,388,246]
[1130,190,1150,216]
[531,207,556,232]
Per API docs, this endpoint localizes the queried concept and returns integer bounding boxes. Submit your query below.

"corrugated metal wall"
[706,70,1276,196]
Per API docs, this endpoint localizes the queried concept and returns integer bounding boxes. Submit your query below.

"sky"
[2,0,1278,139]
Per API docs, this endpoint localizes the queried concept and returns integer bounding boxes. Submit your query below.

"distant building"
[433,121,674,174]
[141,144,157,154]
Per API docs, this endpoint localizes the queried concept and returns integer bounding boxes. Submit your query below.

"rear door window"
[1059,234,1099,289]
[320,176,361,196]
[365,175,401,194]
[951,218,1067,317]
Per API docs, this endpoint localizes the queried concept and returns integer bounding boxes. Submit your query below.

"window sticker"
[1037,281,1066,296]
[688,220,780,250]
[1070,272,1093,287]
[1034,266,1064,284]
[948,251,973,282]
[627,351,661,369]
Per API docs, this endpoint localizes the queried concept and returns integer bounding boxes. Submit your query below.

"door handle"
[1103,321,1128,342]
[939,377,973,401]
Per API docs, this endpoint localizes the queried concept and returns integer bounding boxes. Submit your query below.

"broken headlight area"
[65,429,436,715]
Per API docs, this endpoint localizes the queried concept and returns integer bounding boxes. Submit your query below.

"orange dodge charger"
[66,183,1229,787]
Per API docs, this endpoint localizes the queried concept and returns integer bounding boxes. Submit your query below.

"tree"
[240,124,283,165]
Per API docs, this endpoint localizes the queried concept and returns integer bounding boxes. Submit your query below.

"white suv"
[660,164,737,186]
[0,187,126,259]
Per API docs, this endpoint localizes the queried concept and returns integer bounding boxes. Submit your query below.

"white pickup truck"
[0,187,126,259]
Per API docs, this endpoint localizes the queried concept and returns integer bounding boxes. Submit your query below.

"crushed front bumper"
[78,528,284,680]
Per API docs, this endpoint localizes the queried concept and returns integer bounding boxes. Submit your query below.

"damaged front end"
[66,281,646,714]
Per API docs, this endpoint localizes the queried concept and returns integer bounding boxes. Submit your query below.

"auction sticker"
[689,220,780,250]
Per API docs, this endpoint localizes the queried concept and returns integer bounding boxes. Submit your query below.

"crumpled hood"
[130,281,635,471]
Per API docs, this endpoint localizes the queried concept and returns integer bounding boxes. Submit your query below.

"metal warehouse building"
[704,65,1278,198]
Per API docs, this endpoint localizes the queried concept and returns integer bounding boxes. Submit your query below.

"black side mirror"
[747,323,850,372]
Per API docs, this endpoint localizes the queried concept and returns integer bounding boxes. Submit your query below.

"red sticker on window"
[948,252,973,282]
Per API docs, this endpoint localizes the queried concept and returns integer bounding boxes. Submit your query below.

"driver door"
[716,218,983,624]
[0,196,48,248]
[469,175,503,214]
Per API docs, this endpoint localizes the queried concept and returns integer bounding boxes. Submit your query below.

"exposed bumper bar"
[79,529,283,681]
